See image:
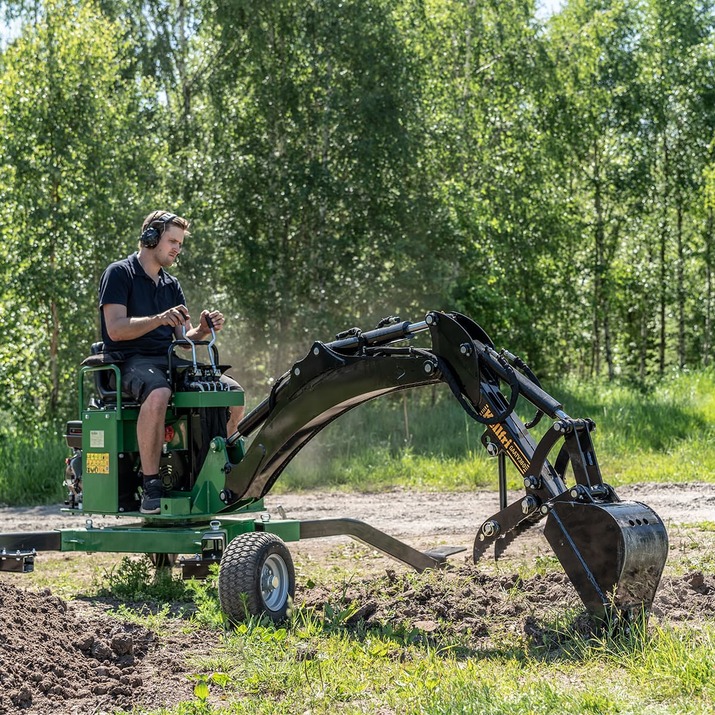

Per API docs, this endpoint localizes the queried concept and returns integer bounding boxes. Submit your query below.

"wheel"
[149,553,178,569]
[218,532,295,623]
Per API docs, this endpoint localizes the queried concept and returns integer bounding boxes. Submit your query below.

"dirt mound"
[0,582,209,715]
[300,565,715,646]
[653,571,715,621]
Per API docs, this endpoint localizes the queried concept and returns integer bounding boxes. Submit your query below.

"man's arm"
[103,303,190,342]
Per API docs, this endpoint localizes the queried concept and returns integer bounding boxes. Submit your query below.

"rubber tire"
[218,532,295,623]
[150,553,178,569]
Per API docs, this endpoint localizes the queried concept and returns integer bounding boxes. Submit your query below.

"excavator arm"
[222,310,668,620]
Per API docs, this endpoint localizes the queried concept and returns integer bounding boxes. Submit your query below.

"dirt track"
[1,481,711,538]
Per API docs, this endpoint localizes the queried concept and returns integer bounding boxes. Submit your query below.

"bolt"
[460,343,473,357]
[313,346,320,355]
[482,520,500,538]
[426,313,437,325]
[523,475,539,489]
[424,362,434,374]
[540,504,550,515]
[570,488,580,499]
[521,496,538,515]
[294,367,301,376]
[485,442,499,457]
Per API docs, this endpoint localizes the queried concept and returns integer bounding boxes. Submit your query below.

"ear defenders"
[140,213,177,248]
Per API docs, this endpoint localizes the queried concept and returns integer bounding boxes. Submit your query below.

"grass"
[0,415,66,504]
[136,596,715,715]
[277,368,715,493]
[3,368,715,504]
[1,518,713,714]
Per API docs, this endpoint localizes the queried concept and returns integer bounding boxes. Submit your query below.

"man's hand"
[200,309,225,334]
[157,305,190,328]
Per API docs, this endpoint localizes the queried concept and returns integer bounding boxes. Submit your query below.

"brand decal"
[480,405,529,474]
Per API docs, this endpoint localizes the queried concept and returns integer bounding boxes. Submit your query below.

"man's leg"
[220,374,245,435]
[137,387,172,475]
[137,386,172,514]
[121,356,173,514]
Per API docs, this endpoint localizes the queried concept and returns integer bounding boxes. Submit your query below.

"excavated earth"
[0,482,712,714]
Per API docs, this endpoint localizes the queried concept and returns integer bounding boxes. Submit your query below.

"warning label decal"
[86,452,110,474]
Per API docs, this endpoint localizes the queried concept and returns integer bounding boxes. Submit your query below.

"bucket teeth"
[494,520,540,561]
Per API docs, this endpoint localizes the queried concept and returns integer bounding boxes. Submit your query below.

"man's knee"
[141,386,172,414]
[220,374,242,392]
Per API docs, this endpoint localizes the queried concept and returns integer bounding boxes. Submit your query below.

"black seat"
[85,342,136,406]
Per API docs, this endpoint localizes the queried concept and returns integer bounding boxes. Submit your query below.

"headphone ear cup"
[140,227,160,248]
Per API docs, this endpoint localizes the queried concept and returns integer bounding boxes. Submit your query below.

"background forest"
[1,0,715,497]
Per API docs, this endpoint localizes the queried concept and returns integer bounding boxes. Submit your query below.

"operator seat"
[85,342,139,407]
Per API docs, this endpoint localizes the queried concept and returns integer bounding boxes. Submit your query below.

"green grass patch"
[143,602,715,715]
[0,415,66,505]
[5,368,715,505]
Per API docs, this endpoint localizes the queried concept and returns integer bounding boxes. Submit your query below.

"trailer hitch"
[0,547,36,573]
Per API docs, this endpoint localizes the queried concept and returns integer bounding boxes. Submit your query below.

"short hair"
[141,210,190,235]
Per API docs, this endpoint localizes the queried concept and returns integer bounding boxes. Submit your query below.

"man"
[98,210,244,514]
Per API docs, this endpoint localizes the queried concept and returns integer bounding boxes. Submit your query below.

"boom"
[221,310,668,618]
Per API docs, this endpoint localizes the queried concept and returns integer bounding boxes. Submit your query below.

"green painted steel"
[173,391,244,408]
[77,360,252,519]
[258,520,301,542]
[81,409,120,513]
[57,516,301,554]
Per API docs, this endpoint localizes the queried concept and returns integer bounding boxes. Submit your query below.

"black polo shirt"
[99,253,186,357]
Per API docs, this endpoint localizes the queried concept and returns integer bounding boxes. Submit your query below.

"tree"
[547,0,651,378]
[0,0,160,423]
[639,0,715,371]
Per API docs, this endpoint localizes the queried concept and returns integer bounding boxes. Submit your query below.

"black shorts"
[121,354,242,404]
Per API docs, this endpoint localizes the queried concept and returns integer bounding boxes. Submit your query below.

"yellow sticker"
[86,452,110,474]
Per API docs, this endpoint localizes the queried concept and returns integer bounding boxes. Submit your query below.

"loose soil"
[0,482,713,714]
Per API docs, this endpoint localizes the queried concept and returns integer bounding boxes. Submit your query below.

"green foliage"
[99,555,189,602]
[0,0,164,426]
[184,565,226,629]
[0,415,65,504]
[1,0,715,481]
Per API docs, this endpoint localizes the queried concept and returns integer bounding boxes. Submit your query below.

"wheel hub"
[261,554,289,611]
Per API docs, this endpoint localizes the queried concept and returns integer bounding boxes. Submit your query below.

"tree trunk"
[705,206,714,366]
[592,144,604,377]
[676,201,685,368]
[658,134,669,375]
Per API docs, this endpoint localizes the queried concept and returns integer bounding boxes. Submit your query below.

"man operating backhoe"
[98,211,244,514]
